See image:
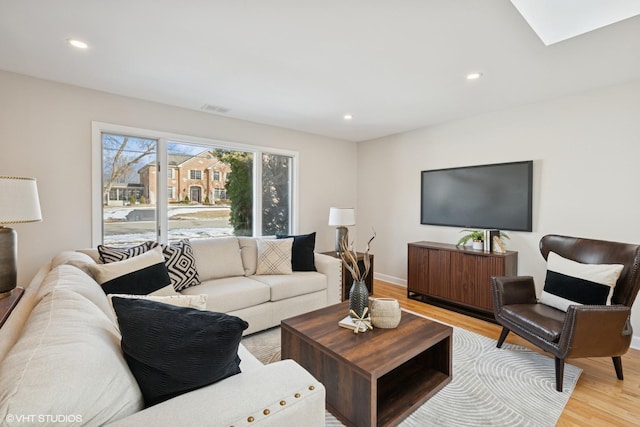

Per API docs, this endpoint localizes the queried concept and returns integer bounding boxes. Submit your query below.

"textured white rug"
[242,323,581,427]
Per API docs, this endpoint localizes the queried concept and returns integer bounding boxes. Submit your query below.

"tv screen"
[421,161,533,232]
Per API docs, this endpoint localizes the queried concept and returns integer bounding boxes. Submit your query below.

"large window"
[101,133,157,245]
[92,123,297,246]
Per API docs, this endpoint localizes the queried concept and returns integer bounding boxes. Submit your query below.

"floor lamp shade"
[0,177,42,295]
[328,207,355,254]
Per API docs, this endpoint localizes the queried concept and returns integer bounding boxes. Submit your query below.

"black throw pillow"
[112,297,249,407]
[276,232,317,271]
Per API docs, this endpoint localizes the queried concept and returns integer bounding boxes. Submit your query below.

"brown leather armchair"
[492,234,640,391]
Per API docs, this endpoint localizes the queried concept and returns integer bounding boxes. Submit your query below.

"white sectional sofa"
[0,235,341,426]
[184,236,342,334]
[83,235,342,335]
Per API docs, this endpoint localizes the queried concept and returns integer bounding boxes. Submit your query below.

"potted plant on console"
[456,229,509,251]
[456,229,486,250]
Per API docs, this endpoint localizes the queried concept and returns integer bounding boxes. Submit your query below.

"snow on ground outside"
[104,206,228,221]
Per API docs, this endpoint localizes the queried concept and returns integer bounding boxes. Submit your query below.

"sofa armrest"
[106,360,325,427]
[315,253,342,304]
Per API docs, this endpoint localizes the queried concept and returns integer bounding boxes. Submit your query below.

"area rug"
[242,323,581,427]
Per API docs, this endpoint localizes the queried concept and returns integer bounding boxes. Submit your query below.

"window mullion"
[253,151,263,237]
[290,154,298,234]
[157,138,168,244]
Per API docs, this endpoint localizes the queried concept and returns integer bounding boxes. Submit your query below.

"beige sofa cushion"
[252,272,327,302]
[180,276,270,313]
[238,237,258,276]
[190,237,245,281]
[0,288,143,425]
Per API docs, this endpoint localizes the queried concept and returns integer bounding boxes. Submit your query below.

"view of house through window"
[100,131,293,246]
[102,134,157,245]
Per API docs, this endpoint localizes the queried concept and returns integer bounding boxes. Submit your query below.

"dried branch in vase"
[339,230,376,282]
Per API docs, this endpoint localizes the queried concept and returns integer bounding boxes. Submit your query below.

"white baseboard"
[372,273,640,350]
[373,272,405,287]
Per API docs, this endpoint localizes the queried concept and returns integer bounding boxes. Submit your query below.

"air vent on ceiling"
[201,104,231,114]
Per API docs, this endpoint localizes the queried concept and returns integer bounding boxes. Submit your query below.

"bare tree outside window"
[102,134,156,205]
[101,133,157,245]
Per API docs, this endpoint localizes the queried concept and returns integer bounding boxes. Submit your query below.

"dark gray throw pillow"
[112,297,249,407]
[276,232,317,271]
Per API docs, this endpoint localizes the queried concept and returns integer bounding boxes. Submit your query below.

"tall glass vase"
[349,280,369,318]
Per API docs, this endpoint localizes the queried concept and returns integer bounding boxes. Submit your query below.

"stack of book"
[338,315,369,333]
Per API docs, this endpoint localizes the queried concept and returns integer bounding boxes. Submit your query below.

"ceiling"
[1,1,639,142]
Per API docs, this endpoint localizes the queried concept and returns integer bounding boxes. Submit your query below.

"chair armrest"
[315,253,342,304]
[491,276,537,307]
[559,305,632,359]
[106,360,325,427]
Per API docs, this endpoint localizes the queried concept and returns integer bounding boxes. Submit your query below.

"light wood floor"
[372,280,640,426]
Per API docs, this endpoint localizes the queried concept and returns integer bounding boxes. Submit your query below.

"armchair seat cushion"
[501,304,566,342]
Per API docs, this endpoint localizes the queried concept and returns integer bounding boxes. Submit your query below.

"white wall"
[357,79,640,344]
[3,69,639,345]
[0,70,357,285]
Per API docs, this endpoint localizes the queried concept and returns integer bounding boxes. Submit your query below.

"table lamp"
[0,176,42,298]
[328,207,355,255]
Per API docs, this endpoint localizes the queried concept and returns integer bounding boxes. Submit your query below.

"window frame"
[91,122,299,246]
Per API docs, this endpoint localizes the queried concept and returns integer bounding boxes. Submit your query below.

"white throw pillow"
[108,293,207,315]
[538,251,623,312]
[255,238,293,275]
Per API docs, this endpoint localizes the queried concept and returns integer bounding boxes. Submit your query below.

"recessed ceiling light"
[343,114,353,120]
[67,39,88,49]
[466,72,483,80]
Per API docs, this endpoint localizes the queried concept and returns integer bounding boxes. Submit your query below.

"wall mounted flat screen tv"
[421,160,533,232]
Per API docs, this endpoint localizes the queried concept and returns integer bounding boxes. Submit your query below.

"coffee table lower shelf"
[281,302,452,427]
[376,346,451,426]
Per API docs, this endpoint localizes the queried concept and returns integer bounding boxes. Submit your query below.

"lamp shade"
[328,207,355,226]
[0,177,42,224]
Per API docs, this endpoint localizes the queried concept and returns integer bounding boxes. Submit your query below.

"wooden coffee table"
[281,301,452,427]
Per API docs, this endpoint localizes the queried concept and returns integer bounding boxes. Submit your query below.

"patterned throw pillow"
[162,240,201,291]
[255,238,293,275]
[97,240,200,292]
[98,241,159,263]
[538,251,624,311]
